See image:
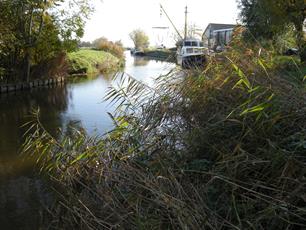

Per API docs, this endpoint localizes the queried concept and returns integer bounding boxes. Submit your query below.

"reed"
[23,31,306,229]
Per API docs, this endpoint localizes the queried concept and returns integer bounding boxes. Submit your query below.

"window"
[186,48,193,53]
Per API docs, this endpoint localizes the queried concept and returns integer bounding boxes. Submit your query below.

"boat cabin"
[176,38,207,67]
[177,39,206,56]
[182,39,204,47]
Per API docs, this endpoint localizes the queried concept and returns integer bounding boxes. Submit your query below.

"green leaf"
[70,152,89,165]
[258,58,270,77]
[227,57,251,90]
[240,103,269,116]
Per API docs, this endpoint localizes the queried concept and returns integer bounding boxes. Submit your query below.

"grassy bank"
[23,34,306,229]
[143,49,176,62]
[67,49,124,75]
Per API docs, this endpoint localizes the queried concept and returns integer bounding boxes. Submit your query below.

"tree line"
[0,0,304,85]
[0,0,93,83]
[239,0,305,62]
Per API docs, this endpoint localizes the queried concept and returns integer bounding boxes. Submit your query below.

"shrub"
[93,37,125,59]
[67,49,122,75]
[31,52,68,79]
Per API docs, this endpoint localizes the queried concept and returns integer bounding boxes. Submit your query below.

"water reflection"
[125,52,176,87]
[0,84,68,157]
[0,85,68,229]
[0,52,176,229]
[133,56,150,66]
[0,52,175,172]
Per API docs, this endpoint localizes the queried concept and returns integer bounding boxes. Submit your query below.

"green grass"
[272,55,306,84]
[67,49,123,75]
[273,55,301,69]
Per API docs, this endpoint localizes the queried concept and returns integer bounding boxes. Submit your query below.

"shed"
[202,23,237,51]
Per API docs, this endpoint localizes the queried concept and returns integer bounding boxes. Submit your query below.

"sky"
[82,0,240,47]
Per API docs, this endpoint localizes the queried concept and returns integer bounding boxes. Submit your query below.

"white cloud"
[83,0,239,47]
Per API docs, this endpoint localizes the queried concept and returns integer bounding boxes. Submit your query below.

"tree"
[79,41,92,48]
[238,0,306,62]
[0,0,93,82]
[129,29,150,50]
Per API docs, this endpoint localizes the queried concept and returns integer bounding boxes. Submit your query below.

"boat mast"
[184,6,188,40]
[159,4,184,41]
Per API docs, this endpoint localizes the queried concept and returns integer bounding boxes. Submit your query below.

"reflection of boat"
[176,38,207,68]
[133,56,150,66]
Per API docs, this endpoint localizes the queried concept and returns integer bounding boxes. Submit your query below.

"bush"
[31,52,68,79]
[67,49,122,75]
[93,37,125,59]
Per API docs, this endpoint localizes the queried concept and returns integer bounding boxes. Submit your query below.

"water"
[0,52,175,229]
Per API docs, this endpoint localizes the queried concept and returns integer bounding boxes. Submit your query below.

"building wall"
[202,24,236,51]
[202,25,212,48]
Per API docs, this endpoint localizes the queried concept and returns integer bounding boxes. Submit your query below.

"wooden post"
[39,80,44,86]
[15,83,22,91]
[7,84,15,92]
[34,80,39,87]
[22,83,30,90]
[0,85,7,93]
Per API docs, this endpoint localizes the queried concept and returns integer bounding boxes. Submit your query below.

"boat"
[176,38,207,68]
[160,4,207,68]
[133,49,145,56]
[130,48,145,56]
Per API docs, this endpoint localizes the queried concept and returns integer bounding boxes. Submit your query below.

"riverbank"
[67,49,125,76]
[143,49,176,62]
[0,77,65,94]
[0,49,124,94]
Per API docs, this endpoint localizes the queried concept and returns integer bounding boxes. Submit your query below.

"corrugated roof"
[204,23,237,34]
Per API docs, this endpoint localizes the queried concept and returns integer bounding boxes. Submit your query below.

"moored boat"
[176,39,207,68]
[133,50,145,56]
[159,4,207,69]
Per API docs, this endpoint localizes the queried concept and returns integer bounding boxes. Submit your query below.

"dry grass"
[93,38,125,60]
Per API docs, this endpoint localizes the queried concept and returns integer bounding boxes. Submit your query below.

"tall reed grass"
[22,29,306,229]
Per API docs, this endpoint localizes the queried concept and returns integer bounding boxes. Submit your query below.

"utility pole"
[184,6,188,40]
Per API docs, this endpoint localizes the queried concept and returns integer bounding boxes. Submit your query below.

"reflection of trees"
[133,57,150,66]
[0,84,70,229]
[62,120,86,138]
[101,73,116,83]
[0,84,69,156]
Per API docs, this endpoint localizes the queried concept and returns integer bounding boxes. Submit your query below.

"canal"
[0,52,175,229]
